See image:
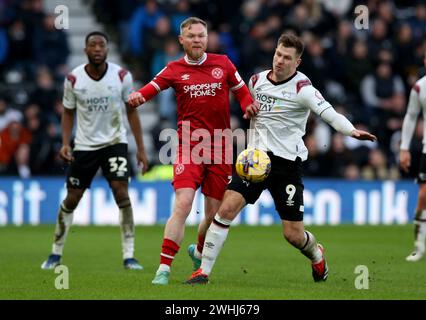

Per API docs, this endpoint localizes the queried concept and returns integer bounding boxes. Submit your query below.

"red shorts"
[172,162,232,201]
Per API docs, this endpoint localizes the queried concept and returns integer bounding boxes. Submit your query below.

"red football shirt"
[139,53,252,163]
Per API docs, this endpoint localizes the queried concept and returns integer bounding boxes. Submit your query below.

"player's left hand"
[137,149,149,175]
[243,101,260,119]
[350,129,377,142]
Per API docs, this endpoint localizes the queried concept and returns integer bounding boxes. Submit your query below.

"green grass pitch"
[0,225,425,299]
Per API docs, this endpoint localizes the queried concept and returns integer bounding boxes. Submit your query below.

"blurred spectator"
[303,133,327,177]
[169,0,192,35]
[299,36,331,92]
[394,23,419,86]
[144,16,172,69]
[361,148,399,180]
[17,0,45,31]
[29,66,58,115]
[32,14,70,79]
[0,119,32,177]
[360,61,406,148]
[323,132,357,178]
[127,0,164,57]
[406,1,426,41]
[0,96,22,130]
[0,26,7,77]
[24,102,61,175]
[5,19,34,80]
[343,39,374,103]
[367,18,393,62]
[151,37,181,126]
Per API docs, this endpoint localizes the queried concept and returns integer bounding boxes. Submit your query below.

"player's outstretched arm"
[319,107,377,141]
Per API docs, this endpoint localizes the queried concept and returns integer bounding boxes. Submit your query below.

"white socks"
[200,214,232,276]
[300,230,323,264]
[52,203,74,255]
[119,206,135,260]
[413,210,426,253]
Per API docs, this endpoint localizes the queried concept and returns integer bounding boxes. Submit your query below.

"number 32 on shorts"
[109,157,127,173]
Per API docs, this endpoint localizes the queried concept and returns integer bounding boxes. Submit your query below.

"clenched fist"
[128,91,146,108]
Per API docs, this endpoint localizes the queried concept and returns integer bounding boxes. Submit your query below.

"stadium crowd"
[0,0,425,180]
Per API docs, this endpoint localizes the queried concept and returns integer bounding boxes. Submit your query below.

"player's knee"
[111,188,129,205]
[63,191,84,210]
[419,185,426,201]
[218,202,238,221]
[116,197,131,209]
[174,196,194,217]
[283,229,304,247]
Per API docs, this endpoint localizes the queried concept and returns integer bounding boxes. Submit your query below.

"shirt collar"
[184,53,207,65]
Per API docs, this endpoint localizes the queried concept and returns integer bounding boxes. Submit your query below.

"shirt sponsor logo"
[256,93,278,111]
[183,82,222,98]
[86,96,109,112]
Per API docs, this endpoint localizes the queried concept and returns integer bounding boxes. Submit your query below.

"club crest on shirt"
[282,91,293,99]
[212,68,223,79]
[175,164,185,175]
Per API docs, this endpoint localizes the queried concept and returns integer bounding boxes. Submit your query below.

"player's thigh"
[66,149,101,189]
[100,143,130,183]
[173,187,197,218]
[201,164,232,200]
[268,177,305,222]
[226,172,265,207]
[217,190,247,221]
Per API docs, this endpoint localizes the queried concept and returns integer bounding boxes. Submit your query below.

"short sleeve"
[121,70,134,102]
[62,74,76,109]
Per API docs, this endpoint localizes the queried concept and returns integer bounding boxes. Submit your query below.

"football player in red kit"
[128,17,259,284]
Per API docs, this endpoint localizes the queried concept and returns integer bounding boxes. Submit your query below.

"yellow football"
[235,148,271,183]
